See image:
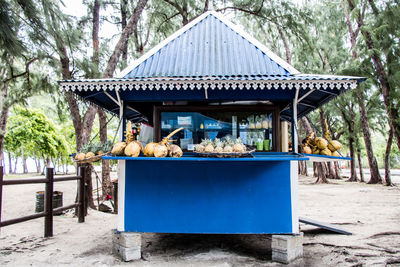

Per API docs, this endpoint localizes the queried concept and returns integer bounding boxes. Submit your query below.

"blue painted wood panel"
[124,160,294,234]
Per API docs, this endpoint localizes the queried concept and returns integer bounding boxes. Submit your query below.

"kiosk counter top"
[103,152,310,162]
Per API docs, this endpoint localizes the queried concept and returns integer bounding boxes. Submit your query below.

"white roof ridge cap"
[116,11,214,78]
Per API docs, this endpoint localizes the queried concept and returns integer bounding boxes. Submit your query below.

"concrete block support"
[271,232,303,264]
[112,229,141,261]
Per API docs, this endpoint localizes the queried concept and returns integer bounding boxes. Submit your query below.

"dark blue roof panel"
[123,13,291,79]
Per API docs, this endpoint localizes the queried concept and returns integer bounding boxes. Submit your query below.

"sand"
[1,174,400,266]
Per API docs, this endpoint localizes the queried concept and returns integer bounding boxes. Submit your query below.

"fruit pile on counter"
[301,131,343,157]
[111,123,183,158]
[194,136,247,153]
[74,141,113,162]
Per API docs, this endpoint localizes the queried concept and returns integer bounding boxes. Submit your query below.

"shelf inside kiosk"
[159,110,277,152]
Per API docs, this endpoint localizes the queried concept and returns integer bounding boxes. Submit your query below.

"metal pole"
[44,168,54,237]
[78,166,86,223]
[0,166,3,233]
[292,88,299,153]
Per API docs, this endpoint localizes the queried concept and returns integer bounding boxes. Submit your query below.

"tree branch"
[4,58,37,83]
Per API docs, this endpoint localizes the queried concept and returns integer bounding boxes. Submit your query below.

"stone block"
[112,229,141,247]
[271,233,303,264]
[113,242,141,261]
[111,229,141,261]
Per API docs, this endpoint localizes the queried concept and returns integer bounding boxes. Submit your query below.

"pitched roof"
[59,11,365,122]
[119,11,298,79]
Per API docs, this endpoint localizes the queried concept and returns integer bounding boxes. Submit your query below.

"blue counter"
[106,153,305,235]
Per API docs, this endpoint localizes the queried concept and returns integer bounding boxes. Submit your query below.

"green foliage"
[4,106,70,161]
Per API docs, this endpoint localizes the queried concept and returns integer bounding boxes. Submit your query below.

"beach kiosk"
[59,11,363,263]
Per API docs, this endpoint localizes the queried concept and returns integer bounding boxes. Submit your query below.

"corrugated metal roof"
[122,12,291,79]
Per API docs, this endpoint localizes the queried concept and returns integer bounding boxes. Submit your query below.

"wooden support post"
[44,168,54,237]
[0,166,3,233]
[78,166,86,223]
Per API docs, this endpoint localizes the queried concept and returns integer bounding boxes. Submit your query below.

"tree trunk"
[356,90,382,183]
[341,107,358,181]
[120,0,128,67]
[334,162,342,179]
[102,0,149,78]
[92,0,100,76]
[37,155,41,173]
[22,150,28,174]
[357,149,365,183]
[8,152,12,174]
[45,157,51,168]
[277,27,291,64]
[347,135,358,182]
[347,0,400,151]
[85,164,96,210]
[385,126,393,186]
[315,163,329,184]
[327,162,338,179]
[0,82,10,165]
[98,108,112,196]
[313,162,317,177]
[13,157,18,174]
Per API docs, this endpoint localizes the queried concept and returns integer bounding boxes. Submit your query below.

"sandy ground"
[1,173,400,267]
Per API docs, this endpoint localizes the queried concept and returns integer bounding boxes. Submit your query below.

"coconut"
[124,142,141,157]
[224,145,233,152]
[143,142,157,157]
[85,152,95,158]
[111,141,127,155]
[332,151,341,157]
[328,140,342,152]
[302,146,312,154]
[315,137,328,150]
[154,144,168,157]
[311,146,320,155]
[75,153,86,161]
[134,140,144,152]
[168,144,183,158]
[320,148,332,156]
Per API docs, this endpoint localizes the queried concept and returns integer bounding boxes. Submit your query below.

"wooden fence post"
[78,166,86,223]
[44,167,54,237]
[0,166,3,233]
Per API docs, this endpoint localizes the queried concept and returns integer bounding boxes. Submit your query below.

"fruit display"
[143,127,184,158]
[74,139,113,162]
[301,121,343,157]
[194,136,249,156]
[110,121,143,157]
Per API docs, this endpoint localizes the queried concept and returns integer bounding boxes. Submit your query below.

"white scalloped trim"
[59,79,358,92]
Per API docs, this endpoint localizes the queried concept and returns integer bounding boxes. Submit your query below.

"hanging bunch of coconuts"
[111,123,184,158]
[111,121,143,157]
[143,127,184,158]
[301,120,343,157]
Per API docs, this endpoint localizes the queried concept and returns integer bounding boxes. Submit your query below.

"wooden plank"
[299,216,352,235]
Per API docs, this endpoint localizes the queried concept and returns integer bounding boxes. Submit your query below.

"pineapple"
[204,139,214,153]
[222,137,233,152]
[261,115,269,129]
[248,116,255,129]
[214,138,224,153]
[195,144,205,152]
[233,138,246,152]
[255,115,262,129]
